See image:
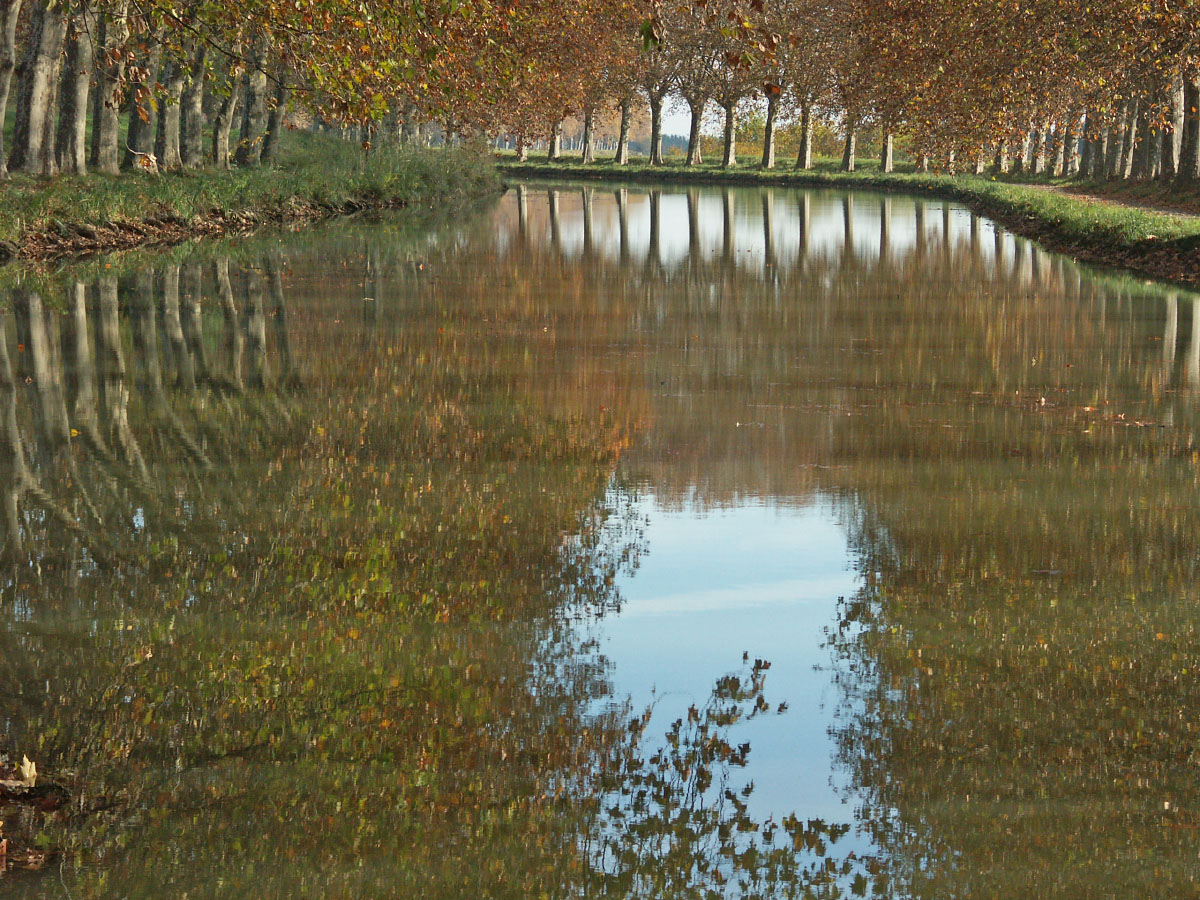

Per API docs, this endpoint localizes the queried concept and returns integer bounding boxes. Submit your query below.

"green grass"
[0,131,500,246]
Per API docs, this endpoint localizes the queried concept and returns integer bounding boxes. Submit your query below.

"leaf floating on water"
[19,756,35,788]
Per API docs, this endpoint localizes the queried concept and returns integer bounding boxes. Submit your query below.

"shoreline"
[0,138,502,267]
[498,160,1200,289]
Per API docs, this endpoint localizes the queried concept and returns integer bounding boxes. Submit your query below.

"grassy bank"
[0,133,501,262]
[498,155,1200,287]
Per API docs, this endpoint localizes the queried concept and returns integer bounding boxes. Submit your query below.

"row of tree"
[0,0,646,178]
[495,0,1200,186]
[4,0,1198,185]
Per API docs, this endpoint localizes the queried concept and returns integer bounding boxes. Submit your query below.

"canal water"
[2,182,1198,899]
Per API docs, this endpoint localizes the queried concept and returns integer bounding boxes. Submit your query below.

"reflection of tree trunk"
[1188,298,1200,392]
[647,190,661,272]
[842,197,855,266]
[130,270,163,396]
[243,268,270,389]
[721,190,734,267]
[17,290,70,455]
[879,197,891,265]
[1163,292,1178,384]
[761,192,775,274]
[941,204,953,263]
[616,189,629,265]
[0,314,29,558]
[66,282,108,459]
[547,189,561,252]
[687,190,701,264]
[798,192,810,263]
[162,266,196,391]
[515,184,528,243]
[915,201,927,260]
[96,276,149,483]
[215,259,244,393]
[132,269,210,469]
[181,264,208,383]
[266,255,297,387]
[581,188,594,258]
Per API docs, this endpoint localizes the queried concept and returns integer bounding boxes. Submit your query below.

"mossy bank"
[499,157,1200,288]
[0,134,501,263]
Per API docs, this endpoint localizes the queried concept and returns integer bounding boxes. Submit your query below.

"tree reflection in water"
[2,185,1199,898]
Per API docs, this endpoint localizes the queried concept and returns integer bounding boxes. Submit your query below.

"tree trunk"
[1160,75,1183,180]
[211,74,241,168]
[1077,120,1093,178]
[154,52,187,170]
[761,89,778,169]
[649,93,665,166]
[516,133,528,162]
[1093,128,1110,178]
[0,0,22,178]
[615,98,630,165]
[261,71,289,162]
[1132,103,1154,179]
[721,101,737,167]
[973,149,987,174]
[794,103,813,170]
[992,142,1009,174]
[180,43,208,167]
[56,3,95,176]
[1012,134,1027,175]
[685,97,703,165]
[547,120,562,160]
[123,40,162,169]
[1106,115,1126,180]
[1178,77,1200,183]
[580,107,595,163]
[840,129,856,172]
[92,1,127,175]
[88,12,103,166]
[234,41,269,167]
[9,0,67,175]
[880,132,893,173]
[1032,125,1047,174]
[1119,100,1139,179]
[1049,125,1065,176]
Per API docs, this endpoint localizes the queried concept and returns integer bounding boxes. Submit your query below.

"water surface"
[2,182,1199,899]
